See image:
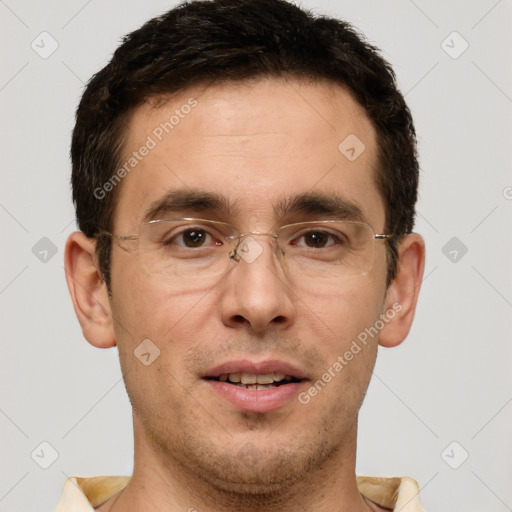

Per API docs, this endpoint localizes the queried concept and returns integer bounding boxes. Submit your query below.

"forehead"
[113,77,384,229]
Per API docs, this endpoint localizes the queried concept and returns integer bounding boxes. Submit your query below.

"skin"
[65,78,425,512]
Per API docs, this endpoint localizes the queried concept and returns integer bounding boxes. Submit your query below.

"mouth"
[202,360,307,413]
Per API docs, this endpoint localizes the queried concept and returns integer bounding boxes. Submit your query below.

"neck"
[109,413,373,512]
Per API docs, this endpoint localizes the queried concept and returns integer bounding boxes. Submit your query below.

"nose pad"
[229,236,265,264]
[229,231,283,264]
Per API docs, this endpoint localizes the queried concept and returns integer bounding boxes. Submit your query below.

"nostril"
[233,314,248,324]
[272,315,286,324]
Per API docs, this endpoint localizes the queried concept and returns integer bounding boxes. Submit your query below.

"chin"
[179,434,340,499]
[190,456,301,498]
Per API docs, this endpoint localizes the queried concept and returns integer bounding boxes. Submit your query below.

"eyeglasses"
[103,218,390,285]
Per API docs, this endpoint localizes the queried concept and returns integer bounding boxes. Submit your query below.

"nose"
[219,235,296,333]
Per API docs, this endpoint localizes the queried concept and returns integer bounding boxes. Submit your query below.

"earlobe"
[64,231,116,348]
[379,233,425,348]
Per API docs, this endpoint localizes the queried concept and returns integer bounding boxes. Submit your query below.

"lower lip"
[205,380,304,413]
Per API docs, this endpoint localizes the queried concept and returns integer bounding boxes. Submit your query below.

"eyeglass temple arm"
[99,231,139,242]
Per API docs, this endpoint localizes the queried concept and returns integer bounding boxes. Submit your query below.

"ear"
[379,233,425,348]
[64,231,116,348]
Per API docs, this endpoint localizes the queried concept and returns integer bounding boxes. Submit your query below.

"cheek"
[297,275,385,385]
[299,274,385,333]
[299,282,383,404]
[109,254,218,377]
[110,249,198,330]
[108,271,204,413]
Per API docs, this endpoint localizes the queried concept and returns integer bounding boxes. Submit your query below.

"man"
[58,0,426,510]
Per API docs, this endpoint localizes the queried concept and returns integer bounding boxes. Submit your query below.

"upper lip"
[203,359,307,380]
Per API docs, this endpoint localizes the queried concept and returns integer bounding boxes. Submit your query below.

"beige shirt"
[53,475,426,511]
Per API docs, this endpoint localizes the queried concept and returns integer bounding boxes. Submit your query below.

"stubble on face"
[126,329,376,507]
[108,77,387,509]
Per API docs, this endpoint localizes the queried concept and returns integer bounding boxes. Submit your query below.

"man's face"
[108,78,389,491]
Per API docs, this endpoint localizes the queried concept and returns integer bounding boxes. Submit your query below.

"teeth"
[240,373,257,384]
[217,372,295,385]
[233,383,279,390]
[256,374,275,384]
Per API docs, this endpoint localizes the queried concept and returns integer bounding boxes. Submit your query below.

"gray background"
[1,0,511,511]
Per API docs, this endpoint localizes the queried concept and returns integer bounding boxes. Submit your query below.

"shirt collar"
[54,475,425,511]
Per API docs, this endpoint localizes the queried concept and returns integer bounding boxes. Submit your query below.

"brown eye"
[294,230,341,249]
[161,228,216,248]
[181,229,208,247]
[302,232,330,248]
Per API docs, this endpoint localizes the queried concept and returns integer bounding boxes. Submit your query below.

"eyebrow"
[274,193,366,223]
[143,189,233,222]
[143,189,366,224]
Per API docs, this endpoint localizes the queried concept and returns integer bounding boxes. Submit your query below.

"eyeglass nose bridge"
[227,231,280,263]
